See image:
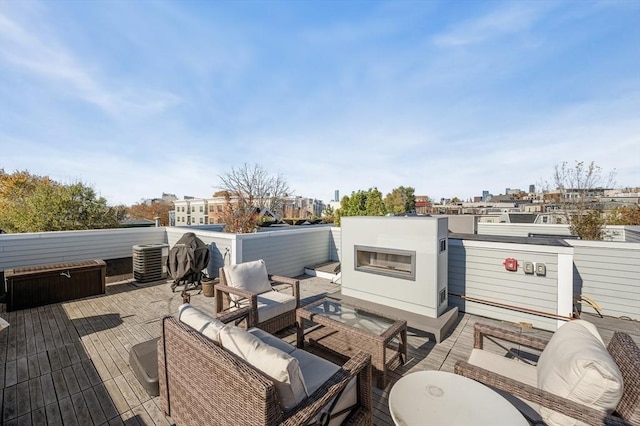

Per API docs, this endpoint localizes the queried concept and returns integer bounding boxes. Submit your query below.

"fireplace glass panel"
[354,245,416,281]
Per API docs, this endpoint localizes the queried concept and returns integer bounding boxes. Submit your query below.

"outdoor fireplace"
[354,245,416,281]
[341,216,448,318]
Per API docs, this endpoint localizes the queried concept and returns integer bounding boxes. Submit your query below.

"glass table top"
[306,299,397,336]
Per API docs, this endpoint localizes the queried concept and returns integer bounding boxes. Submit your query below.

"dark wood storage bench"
[4,260,106,311]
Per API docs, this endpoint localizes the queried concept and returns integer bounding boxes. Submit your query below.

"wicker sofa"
[158,304,372,426]
[215,259,300,334]
[454,321,639,426]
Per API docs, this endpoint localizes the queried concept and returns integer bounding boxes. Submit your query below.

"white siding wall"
[568,240,640,320]
[330,227,341,262]
[448,238,574,331]
[239,227,333,277]
[478,223,572,238]
[477,223,636,242]
[0,228,166,271]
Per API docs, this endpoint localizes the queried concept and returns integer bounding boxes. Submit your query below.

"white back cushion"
[178,303,225,342]
[537,320,624,426]
[224,260,272,301]
[219,325,308,411]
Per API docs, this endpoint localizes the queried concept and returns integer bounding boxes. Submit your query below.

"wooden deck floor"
[1,276,638,425]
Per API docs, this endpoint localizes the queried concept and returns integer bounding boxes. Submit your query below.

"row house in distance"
[173,195,326,226]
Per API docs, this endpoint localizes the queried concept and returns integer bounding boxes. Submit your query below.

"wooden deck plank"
[17,413,31,426]
[36,308,55,351]
[81,359,103,387]
[70,392,93,425]
[73,362,92,391]
[3,384,17,423]
[30,406,47,426]
[130,403,155,426]
[119,409,142,426]
[58,396,79,426]
[15,381,30,418]
[23,309,36,357]
[39,373,57,405]
[14,311,26,360]
[61,365,81,396]
[5,312,17,361]
[83,387,108,425]
[47,347,62,372]
[103,378,130,415]
[4,359,17,387]
[28,376,45,410]
[94,382,120,421]
[142,399,171,426]
[113,374,141,410]
[51,368,70,400]
[44,401,63,426]
[16,357,28,384]
[27,354,40,379]
[36,351,50,376]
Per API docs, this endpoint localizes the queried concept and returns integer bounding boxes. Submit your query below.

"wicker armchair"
[158,316,373,426]
[215,260,300,334]
[454,323,639,426]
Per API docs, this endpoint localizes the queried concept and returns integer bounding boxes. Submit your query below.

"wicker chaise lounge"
[159,305,373,426]
[215,259,300,334]
[455,322,639,426]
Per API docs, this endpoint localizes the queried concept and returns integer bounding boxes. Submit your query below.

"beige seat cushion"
[235,290,297,323]
[219,325,307,411]
[537,320,624,426]
[248,327,297,354]
[224,260,272,302]
[177,303,225,342]
[291,349,358,426]
[468,349,542,423]
[468,349,538,387]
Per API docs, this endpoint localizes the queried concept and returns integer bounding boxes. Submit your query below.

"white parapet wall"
[0,227,167,272]
[568,240,640,321]
[448,235,575,331]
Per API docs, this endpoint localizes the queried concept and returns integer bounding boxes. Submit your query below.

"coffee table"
[296,297,407,388]
[389,371,528,425]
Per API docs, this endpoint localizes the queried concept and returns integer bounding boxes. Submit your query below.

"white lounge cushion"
[256,291,297,323]
[537,320,624,426]
[235,290,297,323]
[468,349,542,423]
[219,325,307,411]
[224,260,272,301]
[291,349,358,426]
[248,327,297,354]
[468,349,538,387]
[178,303,226,342]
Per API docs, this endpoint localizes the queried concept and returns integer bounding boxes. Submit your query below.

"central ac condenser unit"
[133,244,169,283]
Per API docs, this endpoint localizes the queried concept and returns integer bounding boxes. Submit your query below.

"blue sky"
[1,0,639,205]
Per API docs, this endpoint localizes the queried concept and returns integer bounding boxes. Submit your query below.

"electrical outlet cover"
[524,261,534,274]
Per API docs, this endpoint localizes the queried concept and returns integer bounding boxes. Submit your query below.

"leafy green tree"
[0,169,120,232]
[336,188,387,226]
[384,186,416,215]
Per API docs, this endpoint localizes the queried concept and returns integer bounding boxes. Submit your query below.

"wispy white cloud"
[432,2,549,47]
[0,11,180,117]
